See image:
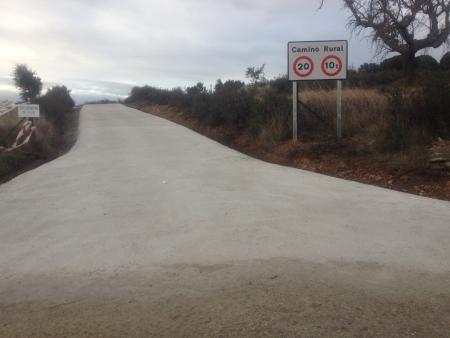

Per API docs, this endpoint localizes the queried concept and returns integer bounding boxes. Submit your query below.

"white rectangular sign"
[18,104,40,118]
[288,40,348,81]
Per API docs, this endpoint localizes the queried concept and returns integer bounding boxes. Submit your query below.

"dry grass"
[252,88,388,152]
[256,113,290,149]
[300,88,388,141]
[0,109,20,143]
[0,109,57,153]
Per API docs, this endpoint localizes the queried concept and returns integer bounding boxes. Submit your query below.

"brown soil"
[128,103,450,201]
[1,259,449,337]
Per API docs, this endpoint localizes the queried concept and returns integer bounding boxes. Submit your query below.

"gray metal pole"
[293,81,298,140]
[336,80,342,138]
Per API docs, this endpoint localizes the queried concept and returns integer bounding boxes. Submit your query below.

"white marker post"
[288,40,348,139]
[292,81,298,140]
[337,80,342,138]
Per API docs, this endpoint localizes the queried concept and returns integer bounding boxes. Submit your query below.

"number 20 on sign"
[293,56,314,78]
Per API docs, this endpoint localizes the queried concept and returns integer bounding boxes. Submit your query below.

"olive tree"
[321,0,450,70]
[12,64,43,102]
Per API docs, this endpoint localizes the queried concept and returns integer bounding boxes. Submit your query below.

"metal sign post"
[337,80,342,138]
[292,81,298,140]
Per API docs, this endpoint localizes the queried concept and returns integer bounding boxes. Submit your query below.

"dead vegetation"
[300,88,387,138]
[0,107,80,183]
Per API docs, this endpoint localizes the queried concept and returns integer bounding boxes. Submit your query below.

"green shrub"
[381,55,404,71]
[380,75,450,151]
[416,55,439,70]
[419,72,450,136]
[269,75,291,93]
[39,86,75,128]
[207,80,253,128]
[440,52,450,70]
[184,82,209,118]
[380,86,419,151]
[358,62,382,73]
[249,87,290,139]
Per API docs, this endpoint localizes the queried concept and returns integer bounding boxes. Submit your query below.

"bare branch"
[336,0,450,63]
[318,0,325,10]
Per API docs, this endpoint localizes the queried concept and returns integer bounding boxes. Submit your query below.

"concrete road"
[0,104,449,337]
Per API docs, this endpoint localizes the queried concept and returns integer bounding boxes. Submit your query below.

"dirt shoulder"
[128,103,450,201]
[1,259,449,337]
[0,108,80,184]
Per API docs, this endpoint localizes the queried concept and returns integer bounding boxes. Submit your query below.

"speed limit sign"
[293,56,314,78]
[288,40,347,81]
[321,55,343,77]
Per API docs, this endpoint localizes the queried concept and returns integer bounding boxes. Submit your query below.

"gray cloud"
[0,0,446,103]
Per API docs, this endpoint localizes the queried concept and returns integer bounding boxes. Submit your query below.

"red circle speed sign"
[293,56,314,78]
[321,55,343,77]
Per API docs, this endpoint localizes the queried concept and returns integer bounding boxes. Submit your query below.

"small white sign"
[18,104,40,118]
[288,40,348,81]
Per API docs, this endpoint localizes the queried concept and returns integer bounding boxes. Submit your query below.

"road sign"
[288,40,348,81]
[18,104,40,118]
[288,40,348,140]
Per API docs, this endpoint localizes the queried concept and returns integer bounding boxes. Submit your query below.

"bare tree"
[245,64,266,85]
[322,1,450,70]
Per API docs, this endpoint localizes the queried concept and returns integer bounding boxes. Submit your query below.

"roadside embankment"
[127,101,450,201]
[0,107,80,184]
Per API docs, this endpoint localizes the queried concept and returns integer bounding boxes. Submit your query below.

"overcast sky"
[0,0,446,103]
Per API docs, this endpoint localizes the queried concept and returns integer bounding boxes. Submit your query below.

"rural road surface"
[0,104,449,337]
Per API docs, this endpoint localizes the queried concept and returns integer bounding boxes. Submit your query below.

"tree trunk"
[403,52,417,79]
